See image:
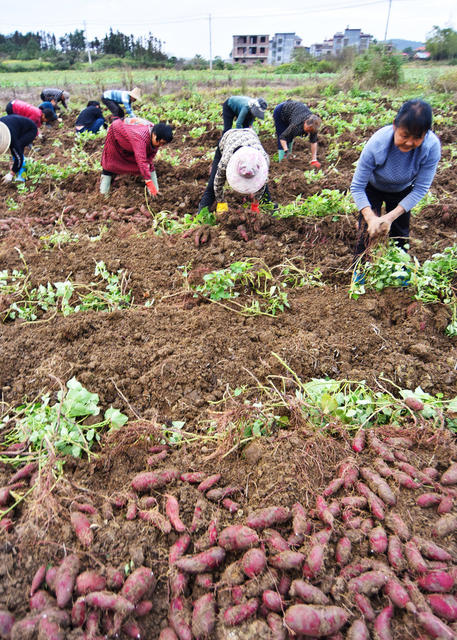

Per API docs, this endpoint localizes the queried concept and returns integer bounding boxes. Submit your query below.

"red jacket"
[10,100,43,129]
[101,118,158,180]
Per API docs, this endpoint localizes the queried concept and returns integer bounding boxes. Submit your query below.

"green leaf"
[105,407,128,429]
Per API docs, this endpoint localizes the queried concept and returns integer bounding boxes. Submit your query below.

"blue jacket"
[103,90,134,116]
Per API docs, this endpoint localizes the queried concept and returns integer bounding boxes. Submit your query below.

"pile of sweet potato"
[1,433,457,638]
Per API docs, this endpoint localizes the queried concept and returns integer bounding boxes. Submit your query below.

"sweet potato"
[385,436,414,449]
[121,567,156,604]
[438,495,454,515]
[412,537,453,562]
[54,554,80,608]
[9,462,37,484]
[106,566,124,590]
[432,514,457,538]
[384,512,410,541]
[219,561,245,587]
[223,598,258,626]
[290,580,329,605]
[262,590,283,612]
[335,537,351,566]
[219,525,259,551]
[175,547,225,573]
[426,594,457,622]
[306,544,325,576]
[76,571,106,595]
[360,517,374,534]
[352,429,366,452]
[417,571,454,593]
[373,458,393,478]
[194,574,213,590]
[121,619,143,639]
[346,619,369,640]
[384,578,410,608]
[356,482,385,520]
[440,462,457,486]
[192,593,215,638]
[263,529,289,554]
[417,493,442,508]
[205,486,241,502]
[291,502,311,536]
[222,498,240,513]
[30,590,56,611]
[348,570,389,595]
[266,612,287,640]
[245,507,291,530]
[180,472,206,484]
[284,604,348,636]
[341,496,367,509]
[131,469,180,492]
[147,450,168,465]
[315,496,334,527]
[323,478,344,497]
[404,540,428,573]
[369,526,388,554]
[417,611,455,639]
[404,397,424,412]
[158,628,179,640]
[338,460,359,488]
[45,567,57,591]
[353,593,375,621]
[71,596,86,627]
[37,617,64,640]
[360,467,396,506]
[169,534,191,565]
[278,573,291,597]
[169,596,191,640]
[197,474,221,493]
[189,499,205,533]
[30,565,47,597]
[71,501,97,515]
[367,432,395,461]
[373,603,393,640]
[10,615,40,640]
[126,500,138,521]
[392,469,421,489]
[0,610,15,638]
[165,495,186,533]
[138,509,171,534]
[85,591,135,617]
[241,548,266,578]
[169,570,188,598]
[70,511,93,547]
[269,550,305,571]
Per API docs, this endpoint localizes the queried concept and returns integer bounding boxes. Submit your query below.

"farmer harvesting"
[40,88,70,110]
[6,99,56,129]
[0,115,38,183]
[273,100,322,166]
[350,99,441,259]
[222,95,267,133]
[101,88,141,120]
[75,101,106,134]
[100,117,173,197]
[197,128,270,215]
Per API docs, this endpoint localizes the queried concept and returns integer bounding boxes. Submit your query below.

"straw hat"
[128,87,142,101]
[226,147,268,195]
[0,122,11,154]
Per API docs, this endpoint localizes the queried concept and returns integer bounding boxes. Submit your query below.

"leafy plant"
[40,229,79,250]
[274,190,357,220]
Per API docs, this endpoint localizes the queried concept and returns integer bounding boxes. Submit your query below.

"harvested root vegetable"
[192,593,216,638]
[341,496,367,509]
[269,550,305,571]
[197,474,221,493]
[369,526,388,554]
[367,432,395,462]
[223,598,258,626]
[85,591,135,617]
[306,544,326,576]
[159,628,179,640]
[169,596,192,640]
[165,495,186,533]
[263,529,289,553]
[262,590,284,612]
[245,506,291,530]
[174,547,226,573]
[55,554,80,608]
[417,493,442,508]
[76,570,106,595]
[384,577,410,608]
[9,462,37,484]
[412,537,453,562]
[169,570,188,598]
[373,458,393,478]
[291,502,311,536]
[440,462,457,485]
[384,512,410,541]
[373,603,393,640]
[222,498,239,513]
[426,594,457,622]
[121,567,156,604]
[432,514,457,538]
[169,534,191,565]
[338,460,359,488]
[335,536,351,566]
[352,429,366,452]
[37,616,64,640]
[70,511,93,547]
[30,591,56,611]
[404,397,424,411]
[138,509,171,534]
[323,478,344,497]
[404,540,428,573]
[180,472,206,484]
[121,619,143,639]
[30,565,46,597]
[0,610,15,638]
[106,567,124,590]
[347,570,389,596]
[360,467,396,505]
[131,469,180,492]
[240,548,266,578]
[189,499,205,533]
[219,525,259,551]
[194,574,213,590]
[417,571,454,593]
[71,597,86,627]
[205,486,241,502]
[437,495,454,515]
[266,612,287,640]
[347,618,369,640]
[284,604,348,637]
[417,610,455,639]
[356,482,385,520]
[290,580,329,605]
[354,593,375,621]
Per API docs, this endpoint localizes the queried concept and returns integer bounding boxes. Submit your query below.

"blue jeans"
[77,118,105,134]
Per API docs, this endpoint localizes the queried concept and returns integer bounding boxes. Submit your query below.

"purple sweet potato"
[138,509,171,534]
[205,485,241,502]
[335,537,352,566]
[284,604,348,636]
[30,590,56,611]
[341,496,367,509]
[432,514,457,538]
[9,462,37,484]
[37,617,64,640]
[131,469,180,492]
[262,528,289,553]
[346,618,369,640]
[0,610,15,638]
[222,498,240,513]
[169,570,188,598]
[54,554,80,608]
[417,611,455,639]
[291,502,312,536]
[121,567,156,604]
[356,482,385,520]
[192,593,215,638]
[10,615,39,640]
[262,590,283,612]
[169,534,191,565]
[134,600,153,617]
[369,526,388,554]
[404,540,428,574]
[165,495,186,533]
[70,511,93,547]
[223,598,258,626]
[323,478,344,497]
[290,580,329,605]
[159,628,179,640]
[30,565,47,597]
[121,619,143,639]
[440,462,457,486]
[384,512,410,540]
[245,506,291,530]
[266,612,287,640]
[169,596,192,640]
[315,496,334,527]
[189,499,205,533]
[417,571,454,593]
[367,432,395,461]
[373,458,393,478]
[387,535,406,571]
[85,591,135,618]
[384,578,410,608]
[404,397,424,412]
[180,472,206,484]
[106,566,124,590]
[306,544,325,576]
[76,570,106,595]
[194,574,213,590]
[219,525,259,551]
[71,596,86,627]
[360,467,396,505]
[241,548,267,578]
[268,550,305,571]
[197,474,221,493]
[352,429,366,452]
[373,603,393,640]
[354,592,375,621]
[338,460,359,487]
[412,537,453,562]
[348,570,389,595]
[438,495,454,515]
[417,493,442,508]
[174,547,226,573]
[426,594,457,622]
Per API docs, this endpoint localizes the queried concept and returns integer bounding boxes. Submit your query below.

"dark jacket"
[0,115,37,173]
[75,105,105,128]
[277,101,318,144]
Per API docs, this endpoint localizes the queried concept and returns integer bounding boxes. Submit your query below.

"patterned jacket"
[214,128,270,201]
[277,101,318,144]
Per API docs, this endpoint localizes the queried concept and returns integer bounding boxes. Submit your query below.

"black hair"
[394,99,432,138]
[42,108,57,122]
[87,100,100,107]
[153,122,173,143]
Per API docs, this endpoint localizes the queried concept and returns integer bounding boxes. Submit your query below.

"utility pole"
[83,20,92,64]
[209,13,213,71]
[383,0,392,43]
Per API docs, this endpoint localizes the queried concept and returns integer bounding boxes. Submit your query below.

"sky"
[2,0,456,60]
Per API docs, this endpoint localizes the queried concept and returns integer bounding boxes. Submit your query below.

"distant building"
[268,33,302,64]
[310,27,372,58]
[414,46,431,60]
[231,35,269,64]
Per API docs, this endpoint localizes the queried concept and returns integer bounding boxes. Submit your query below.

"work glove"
[216,202,228,213]
[278,149,286,162]
[2,172,14,184]
[145,179,158,197]
[150,170,159,191]
[310,160,321,169]
[250,201,260,214]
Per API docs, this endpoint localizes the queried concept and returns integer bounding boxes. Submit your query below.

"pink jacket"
[10,100,43,129]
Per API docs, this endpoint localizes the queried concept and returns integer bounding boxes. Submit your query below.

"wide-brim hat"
[226,147,268,195]
[128,87,142,101]
[0,122,11,154]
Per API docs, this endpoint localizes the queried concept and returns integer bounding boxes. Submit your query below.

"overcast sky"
[2,0,456,59]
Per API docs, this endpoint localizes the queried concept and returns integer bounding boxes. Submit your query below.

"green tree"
[426,26,457,60]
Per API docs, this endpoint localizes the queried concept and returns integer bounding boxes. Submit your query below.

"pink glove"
[145,179,158,196]
[310,160,321,169]
[250,201,260,214]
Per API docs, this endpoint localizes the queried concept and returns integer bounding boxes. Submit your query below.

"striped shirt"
[103,90,134,116]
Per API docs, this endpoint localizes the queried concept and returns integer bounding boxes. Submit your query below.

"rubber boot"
[278,149,286,161]
[288,141,294,154]
[150,170,159,190]
[15,157,26,182]
[100,174,112,196]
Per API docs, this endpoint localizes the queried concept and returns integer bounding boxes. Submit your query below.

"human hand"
[2,172,13,184]
[310,159,321,169]
[145,179,158,197]
[366,215,383,238]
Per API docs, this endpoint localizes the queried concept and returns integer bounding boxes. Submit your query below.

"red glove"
[310,160,321,169]
[145,179,158,196]
[250,201,260,213]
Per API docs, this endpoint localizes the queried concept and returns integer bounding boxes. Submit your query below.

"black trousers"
[102,98,124,119]
[354,183,412,258]
[222,101,254,134]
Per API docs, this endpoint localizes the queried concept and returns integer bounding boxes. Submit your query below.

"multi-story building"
[231,35,269,64]
[268,33,302,64]
[310,27,373,58]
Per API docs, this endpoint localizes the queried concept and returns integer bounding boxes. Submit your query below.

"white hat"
[226,147,268,195]
[128,87,142,101]
[0,122,11,154]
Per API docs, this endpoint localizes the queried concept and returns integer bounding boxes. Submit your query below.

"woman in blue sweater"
[351,99,441,258]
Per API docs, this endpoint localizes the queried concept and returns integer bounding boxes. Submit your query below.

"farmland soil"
[0,99,457,639]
